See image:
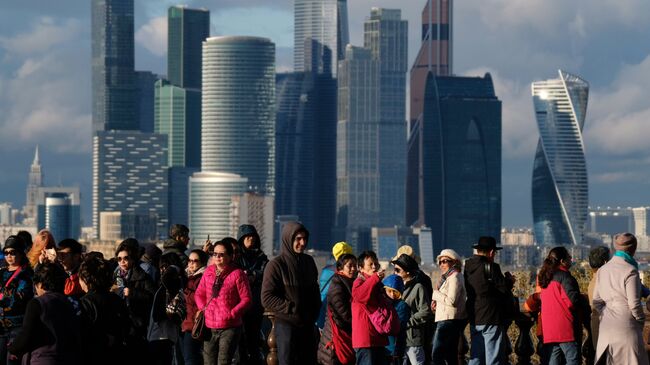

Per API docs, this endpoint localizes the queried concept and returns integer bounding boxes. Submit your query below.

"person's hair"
[79,257,113,292]
[28,229,55,268]
[58,238,83,254]
[538,246,571,289]
[84,251,104,261]
[169,224,189,239]
[190,249,209,267]
[357,251,378,267]
[588,246,610,269]
[115,238,139,260]
[221,237,239,252]
[16,231,32,250]
[33,262,67,293]
[213,240,234,257]
[336,253,357,271]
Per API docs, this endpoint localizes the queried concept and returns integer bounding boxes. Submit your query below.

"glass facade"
[532,70,589,246]
[135,70,158,133]
[167,6,210,90]
[202,36,275,194]
[154,79,201,168]
[44,196,81,242]
[188,172,247,246]
[408,73,501,257]
[93,131,168,239]
[294,0,339,75]
[168,166,199,226]
[91,0,136,132]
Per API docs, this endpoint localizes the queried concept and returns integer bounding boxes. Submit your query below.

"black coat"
[326,274,354,333]
[80,291,130,365]
[122,265,155,338]
[464,255,511,325]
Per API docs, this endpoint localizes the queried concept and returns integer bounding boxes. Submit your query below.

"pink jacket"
[194,264,252,329]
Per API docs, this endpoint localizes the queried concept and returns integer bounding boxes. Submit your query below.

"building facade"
[532,70,589,246]
[201,36,275,193]
[93,131,168,239]
[36,187,81,241]
[294,0,345,75]
[135,70,159,133]
[24,147,43,220]
[407,73,501,257]
[167,6,210,90]
[91,0,136,132]
[230,192,275,258]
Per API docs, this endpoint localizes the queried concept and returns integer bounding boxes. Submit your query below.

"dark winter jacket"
[181,266,205,332]
[327,273,354,333]
[114,265,155,339]
[261,222,320,327]
[9,291,81,365]
[237,225,269,316]
[402,279,434,346]
[464,255,512,325]
[162,239,189,268]
[79,291,130,365]
[540,267,585,343]
[387,299,410,357]
[0,265,33,328]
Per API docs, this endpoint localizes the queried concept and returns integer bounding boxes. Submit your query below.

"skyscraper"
[407,73,501,257]
[167,6,210,90]
[91,0,136,132]
[43,194,81,242]
[135,70,159,133]
[24,146,43,219]
[201,36,275,192]
[532,70,589,246]
[294,0,341,75]
[93,131,168,240]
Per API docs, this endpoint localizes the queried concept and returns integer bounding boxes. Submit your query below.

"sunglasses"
[3,250,16,257]
[188,259,201,264]
[212,252,228,258]
[117,256,129,262]
[438,259,452,265]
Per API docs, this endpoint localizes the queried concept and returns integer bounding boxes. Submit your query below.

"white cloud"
[0,17,82,55]
[135,16,167,57]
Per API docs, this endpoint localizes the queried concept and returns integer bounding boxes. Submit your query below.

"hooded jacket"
[162,239,188,268]
[464,255,511,325]
[236,225,269,312]
[261,222,320,327]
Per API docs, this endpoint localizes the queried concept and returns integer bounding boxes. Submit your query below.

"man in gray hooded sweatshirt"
[261,221,321,365]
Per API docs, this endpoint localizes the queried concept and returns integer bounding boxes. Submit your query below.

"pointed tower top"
[33,145,40,166]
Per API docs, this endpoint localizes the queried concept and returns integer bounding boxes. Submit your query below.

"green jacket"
[402,280,434,347]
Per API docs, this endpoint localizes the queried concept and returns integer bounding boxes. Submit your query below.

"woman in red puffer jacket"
[195,240,252,365]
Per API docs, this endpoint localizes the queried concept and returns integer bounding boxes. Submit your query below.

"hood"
[163,238,185,251]
[465,255,488,275]
[237,224,261,250]
[281,221,309,257]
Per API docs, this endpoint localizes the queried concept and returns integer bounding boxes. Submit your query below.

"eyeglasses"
[3,250,16,257]
[438,259,452,265]
[212,252,228,258]
[188,259,201,264]
[117,256,129,262]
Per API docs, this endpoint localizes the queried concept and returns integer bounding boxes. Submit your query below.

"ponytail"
[538,246,570,288]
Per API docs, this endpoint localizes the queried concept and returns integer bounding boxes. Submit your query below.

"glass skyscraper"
[336,8,408,233]
[167,6,210,90]
[135,70,159,133]
[532,70,589,246]
[294,0,342,75]
[407,73,501,257]
[201,36,275,193]
[91,0,136,132]
[44,195,81,242]
[93,131,169,240]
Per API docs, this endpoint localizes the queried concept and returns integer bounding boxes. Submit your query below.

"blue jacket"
[317,263,336,328]
[386,299,410,356]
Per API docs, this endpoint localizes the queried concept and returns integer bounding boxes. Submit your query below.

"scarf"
[437,267,459,290]
[187,265,206,278]
[212,265,234,298]
[615,250,638,269]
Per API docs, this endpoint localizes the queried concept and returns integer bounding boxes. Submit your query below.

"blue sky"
[1,0,650,228]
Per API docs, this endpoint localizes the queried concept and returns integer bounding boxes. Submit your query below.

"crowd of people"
[0,222,648,365]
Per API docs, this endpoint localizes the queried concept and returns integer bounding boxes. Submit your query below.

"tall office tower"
[410,0,453,128]
[168,167,199,226]
[407,73,501,257]
[167,6,210,90]
[43,194,81,242]
[24,146,43,219]
[337,0,350,61]
[201,36,275,192]
[632,207,650,237]
[93,131,168,240]
[155,80,201,168]
[189,172,247,246]
[364,8,408,227]
[135,71,158,133]
[295,0,341,75]
[230,192,275,258]
[532,70,589,246]
[91,0,136,132]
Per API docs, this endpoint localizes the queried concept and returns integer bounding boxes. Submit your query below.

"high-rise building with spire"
[532,70,589,246]
[24,146,43,219]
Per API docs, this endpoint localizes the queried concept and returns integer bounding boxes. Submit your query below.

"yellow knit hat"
[332,241,353,260]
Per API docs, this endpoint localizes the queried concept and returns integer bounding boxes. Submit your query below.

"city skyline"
[2,1,650,229]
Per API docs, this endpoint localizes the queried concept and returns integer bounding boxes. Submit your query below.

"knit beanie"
[383,274,405,294]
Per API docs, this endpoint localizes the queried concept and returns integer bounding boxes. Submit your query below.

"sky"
[1,0,650,228]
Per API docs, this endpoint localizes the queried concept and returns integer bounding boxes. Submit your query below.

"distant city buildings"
[135,70,159,133]
[406,73,501,258]
[230,192,275,258]
[501,228,535,246]
[23,146,43,221]
[37,188,81,241]
[532,70,589,246]
[93,131,168,242]
[588,206,632,236]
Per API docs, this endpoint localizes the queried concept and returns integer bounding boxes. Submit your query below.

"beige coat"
[431,270,467,322]
[593,255,649,365]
